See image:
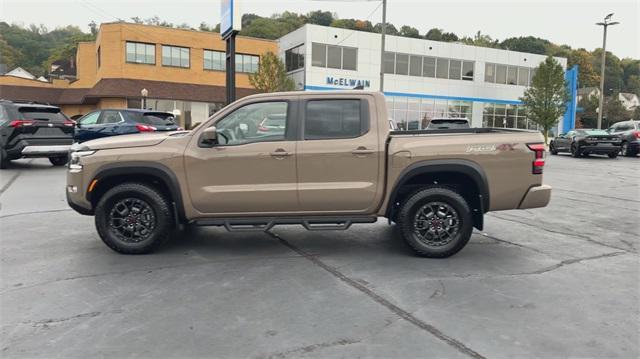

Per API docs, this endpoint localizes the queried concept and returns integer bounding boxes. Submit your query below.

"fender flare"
[88,161,186,222]
[385,159,490,218]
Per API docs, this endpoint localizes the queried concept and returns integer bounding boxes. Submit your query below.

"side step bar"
[193,216,377,232]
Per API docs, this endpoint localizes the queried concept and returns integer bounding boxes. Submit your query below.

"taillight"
[136,124,157,132]
[527,143,545,174]
[633,131,640,139]
[63,120,76,127]
[9,119,35,128]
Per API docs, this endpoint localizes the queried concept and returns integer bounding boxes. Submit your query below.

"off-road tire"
[95,182,173,254]
[0,149,9,169]
[397,186,473,258]
[49,156,68,166]
[621,142,636,157]
[571,144,581,158]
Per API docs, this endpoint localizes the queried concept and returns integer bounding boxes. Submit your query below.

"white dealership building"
[278,24,576,132]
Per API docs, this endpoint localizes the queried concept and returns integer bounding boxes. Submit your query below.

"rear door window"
[98,110,123,124]
[18,107,67,122]
[304,99,365,140]
[79,112,100,125]
[0,105,9,126]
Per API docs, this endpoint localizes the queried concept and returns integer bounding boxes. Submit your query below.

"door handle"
[351,147,375,155]
[270,149,292,157]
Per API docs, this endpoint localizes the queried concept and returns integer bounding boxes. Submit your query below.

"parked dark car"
[607,120,639,157]
[0,100,74,169]
[550,129,621,158]
[74,109,181,143]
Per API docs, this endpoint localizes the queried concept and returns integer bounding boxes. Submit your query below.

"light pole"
[379,0,387,92]
[140,88,148,109]
[596,13,619,129]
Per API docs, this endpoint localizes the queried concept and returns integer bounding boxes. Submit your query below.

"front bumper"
[580,144,620,154]
[22,145,71,156]
[519,184,552,209]
[66,169,93,215]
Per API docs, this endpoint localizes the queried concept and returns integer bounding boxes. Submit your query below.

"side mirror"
[201,126,218,146]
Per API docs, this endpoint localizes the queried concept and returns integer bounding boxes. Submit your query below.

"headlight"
[69,150,96,171]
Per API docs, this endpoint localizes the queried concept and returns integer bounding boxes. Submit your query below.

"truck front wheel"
[95,182,174,254]
[397,187,473,258]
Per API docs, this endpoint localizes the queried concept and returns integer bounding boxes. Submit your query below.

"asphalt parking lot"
[1,153,638,358]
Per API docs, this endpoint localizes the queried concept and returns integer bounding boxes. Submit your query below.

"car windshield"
[427,119,469,129]
[18,107,67,122]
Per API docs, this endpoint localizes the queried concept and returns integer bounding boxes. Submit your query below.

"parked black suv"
[0,100,74,169]
[607,120,640,157]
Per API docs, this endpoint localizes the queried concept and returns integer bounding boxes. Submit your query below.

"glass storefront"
[386,96,473,130]
[483,103,539,130]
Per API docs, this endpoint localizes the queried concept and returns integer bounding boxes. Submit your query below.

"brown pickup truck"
[67,91,551,257]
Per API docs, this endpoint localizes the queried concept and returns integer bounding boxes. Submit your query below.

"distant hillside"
[1,11,638,98]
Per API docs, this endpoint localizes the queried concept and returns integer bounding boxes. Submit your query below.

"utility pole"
[379,0,386,92]
[596,13,619,129]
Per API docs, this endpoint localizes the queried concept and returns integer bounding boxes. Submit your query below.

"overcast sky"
[1,0,638,59]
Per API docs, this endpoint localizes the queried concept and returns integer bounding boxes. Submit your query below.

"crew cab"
[66,91,551,258]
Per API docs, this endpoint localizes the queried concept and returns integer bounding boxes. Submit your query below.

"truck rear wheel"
[397,187,473,258]
[95,182,174,254]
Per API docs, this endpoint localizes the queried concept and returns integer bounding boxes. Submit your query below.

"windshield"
[427,119,470,129]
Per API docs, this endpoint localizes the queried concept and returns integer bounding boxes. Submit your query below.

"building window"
[383,52,395,74]
[495,64,508,84]
[312,43,327,67]
[126,41,155,65]
[423,57,436,77]
[204,50,225,71]
[409,55,422,76]
[485,62,534,87]
[483,103,536,130]
[327,45,342,69]
[462,61,474,81]
[507,66,517,85]
[485,63,495,82]
[234,54,259,73]
[436,58,449,79]
[342,47,357,71]
[311,43,358,71]
[97,46,101,68]
[395,53,409,75]
[389,96,472,130]
[285,44,305,72]
[449,59,461,80]
[162,45,189,68]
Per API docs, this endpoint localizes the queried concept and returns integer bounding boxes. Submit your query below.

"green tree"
[603,94,630,127]
[399,25,420,39]
[568,49,599,88]
[500,36,549,55]
[632,107,640,121]
[460,31,499,48]
[373,23,399,35]
[306,10,334,26]
[621,58,640,95]
[592,49,624,96]
[248,51,295,93]
[520,56,569,143]
[577,94,599,128]
[330,18,358,30]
